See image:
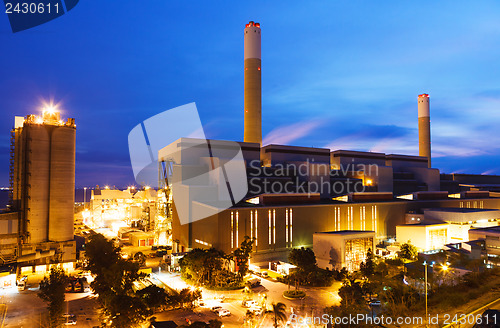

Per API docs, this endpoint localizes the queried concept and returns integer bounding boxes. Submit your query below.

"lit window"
[273,209,276,244]
[255,210,258,246]
[231,211,234,249]
[285,209,289,243]
[236,211,239,246]
[251,211,253,240]
[268,210,272,245]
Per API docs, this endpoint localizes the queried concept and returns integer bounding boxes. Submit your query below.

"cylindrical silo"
[25,124,51,243]
[49,125,76,242]
[418,94,431,168]
[244,21,262,145]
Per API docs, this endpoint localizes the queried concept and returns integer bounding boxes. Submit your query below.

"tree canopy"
[85,233,160,327]
[38,267,69,328]
[399,241,418,261]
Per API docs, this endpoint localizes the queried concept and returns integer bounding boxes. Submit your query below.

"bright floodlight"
[45,105,57,114]
[442,264,449,271]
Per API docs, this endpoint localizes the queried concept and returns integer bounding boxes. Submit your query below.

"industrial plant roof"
[314,230,375,235]
[425,208,499,213]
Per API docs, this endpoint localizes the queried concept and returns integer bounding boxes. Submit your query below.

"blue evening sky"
[1,1,500,187]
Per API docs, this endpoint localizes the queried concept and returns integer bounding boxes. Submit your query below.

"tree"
[38,267,69,328]
[380,280,420,317]
[85,233,150,327]
[360,248,375,278]
[266,302,287,328]
[179,248,240,289]
[337,278,365,312]
[133,252,146,267]
[137,285,167,312]
[245,310,256,327]
[288,247,316,271]
[178,320,223,328]
[233,236,256,281]
[399,241,418,261]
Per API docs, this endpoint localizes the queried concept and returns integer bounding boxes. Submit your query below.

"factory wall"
[173,196,500,262]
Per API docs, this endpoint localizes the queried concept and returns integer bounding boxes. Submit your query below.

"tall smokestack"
[244,21,262,145]
[418,93,431,168]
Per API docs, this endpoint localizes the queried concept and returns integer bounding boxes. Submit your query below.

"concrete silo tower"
[12,108,76,244]
[418,94,431,168]
[244,21,262,145]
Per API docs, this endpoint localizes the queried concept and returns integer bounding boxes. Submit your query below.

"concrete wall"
[313,233,343,270]
[173,196,500,262]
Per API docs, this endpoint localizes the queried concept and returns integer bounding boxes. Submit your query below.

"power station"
[244,21,262,145]
[0,107,76,273]
[160,21,500,271]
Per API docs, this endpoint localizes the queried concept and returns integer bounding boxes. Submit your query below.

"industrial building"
[85,186,169,245]
[0,108,77,274]
[313,230,375,271]
[155,21,500,271]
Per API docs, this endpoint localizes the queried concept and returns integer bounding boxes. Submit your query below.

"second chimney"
[418,93,431,168]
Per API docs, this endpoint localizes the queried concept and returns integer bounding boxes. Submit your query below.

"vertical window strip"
[363,206,366,230]
[250,211,253,240]
[352,207,354,230]
[371,206,375,233]
[360,207,363,230]
[334,207,338,231]
[231,211,234,249]
[255,210,258,246]
[285,209,289,244]
[290,208,293,244]
[347,207,350,230]
[273,209,276,244]
[268,210,272,245]
[338,208,341,231]
[236,211,239,246]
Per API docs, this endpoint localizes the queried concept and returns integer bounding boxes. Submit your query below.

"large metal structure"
[244,21,262,145]
[418,94,431,168]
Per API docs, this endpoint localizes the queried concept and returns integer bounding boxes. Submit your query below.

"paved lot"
[1,285,99,328]
[0,268,342,327]
[154,272,342,327]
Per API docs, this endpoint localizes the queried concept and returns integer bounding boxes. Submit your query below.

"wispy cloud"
[263,119,323,146]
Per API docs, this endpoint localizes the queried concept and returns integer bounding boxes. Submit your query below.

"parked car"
[211,305,222,312]
[249,306,263,315]
[62,313,77,325]
[242,300,257,308]
[246,278,261,288]
[217,308,231,317]
[261,271,269,278]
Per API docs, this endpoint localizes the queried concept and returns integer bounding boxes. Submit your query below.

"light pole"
[424,261,428,327]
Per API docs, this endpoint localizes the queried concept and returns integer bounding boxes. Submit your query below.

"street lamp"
[423,261,428,327]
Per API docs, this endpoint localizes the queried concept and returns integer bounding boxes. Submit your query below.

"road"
[441,297,500,328]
